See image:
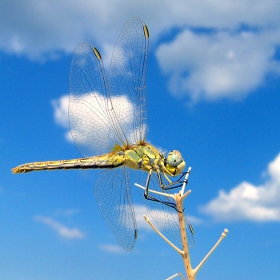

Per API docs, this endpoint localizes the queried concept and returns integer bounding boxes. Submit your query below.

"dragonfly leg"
[144,169,152,198]
[160,171,189,191]
[143,169,183,212]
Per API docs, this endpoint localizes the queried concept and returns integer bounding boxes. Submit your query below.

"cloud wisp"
[34,215,85,239]
[200,153,280,222]
[98,244,125,254]
[51,95,73,142]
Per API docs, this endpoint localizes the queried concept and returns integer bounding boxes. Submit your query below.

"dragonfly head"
[165,150,185,175]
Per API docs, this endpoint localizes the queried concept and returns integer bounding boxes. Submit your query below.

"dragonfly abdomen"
[12,153,125,174]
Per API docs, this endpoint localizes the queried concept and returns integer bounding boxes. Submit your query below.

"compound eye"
[167,150,183,167]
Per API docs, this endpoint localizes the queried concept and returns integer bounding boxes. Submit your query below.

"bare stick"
[182,189,191,200]
[174,193,194,280]
[181,167,191,194]
[135,183,174,198]
[192,229,229,275]
[166,272,186,280]
[143,215,184,255]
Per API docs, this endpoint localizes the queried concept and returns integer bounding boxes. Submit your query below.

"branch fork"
[135,167,228,280]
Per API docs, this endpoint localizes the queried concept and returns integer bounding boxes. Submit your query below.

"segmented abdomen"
[12,153,125,174]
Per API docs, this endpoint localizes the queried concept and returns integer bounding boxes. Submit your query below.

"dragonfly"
[12,17,194,252]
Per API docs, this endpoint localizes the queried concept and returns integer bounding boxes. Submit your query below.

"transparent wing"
[109,17,149,145]
[94,166,137,252]
[135,171,195,247]
[69,43,121,156]
[69,17,149,157]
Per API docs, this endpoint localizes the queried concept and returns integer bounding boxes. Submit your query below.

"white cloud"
[3,1,280,102]
[34,215,85,239]
[51,92,136,156]
[98,244,125,253]
[200,153,280,222]
[2,0,280,59]
[0,0,171,61]
[51,95,69,128]
[51,95,73,142]
[134,204,154,231]
[53,208,81,218]
[156,29,280,103]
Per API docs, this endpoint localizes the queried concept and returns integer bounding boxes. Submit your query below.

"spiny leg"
[143,169,181,212]
[160,171,189,190]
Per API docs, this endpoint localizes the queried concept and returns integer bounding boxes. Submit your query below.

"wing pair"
[69,18,149,251]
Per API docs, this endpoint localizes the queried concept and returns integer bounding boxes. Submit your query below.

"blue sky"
[1,1,280,279]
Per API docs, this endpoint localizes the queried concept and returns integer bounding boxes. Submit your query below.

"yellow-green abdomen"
[12,152,126,174]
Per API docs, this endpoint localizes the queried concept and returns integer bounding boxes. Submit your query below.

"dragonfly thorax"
[164,150,186,176]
